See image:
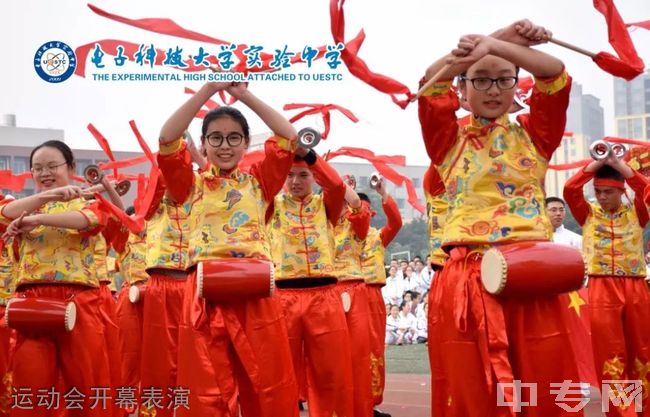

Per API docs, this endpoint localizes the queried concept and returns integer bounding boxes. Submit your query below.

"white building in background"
[1,118,428,220]
[545,133,590,200]
[0,114,145,204]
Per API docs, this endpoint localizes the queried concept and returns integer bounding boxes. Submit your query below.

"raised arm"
[563,160,603,226]
[310,155,346,226]
[227,83,297,141]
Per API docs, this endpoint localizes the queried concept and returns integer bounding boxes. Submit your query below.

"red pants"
[99,282,121,403]
[139,272,185,417]
[278,284,354,417]
[427,275,450,417]
[115,282,144,401]
[428,248,585,417]
[367,285,387,406]
[176,271,298,417]
[589,276,650,417]
[0,306,13,417]
[11,284,112,417]
[336,280,374,417]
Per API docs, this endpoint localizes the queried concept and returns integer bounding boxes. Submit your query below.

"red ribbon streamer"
[325,147,405,166]
[0,171,32,192]
[548,160,590,170]
[329,0,414,108]
[98,155,151,171]
[591,0,645,80]
[626,20,650,30]
[87,123,118,177]
[325,147,423,213]
[185,87,219,110]
[284,103,359,139]
[605,136,650,148]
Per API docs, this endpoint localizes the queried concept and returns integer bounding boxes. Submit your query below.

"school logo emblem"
[34,41,76,83]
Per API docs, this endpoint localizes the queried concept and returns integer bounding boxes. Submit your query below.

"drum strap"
[450,247,516,416]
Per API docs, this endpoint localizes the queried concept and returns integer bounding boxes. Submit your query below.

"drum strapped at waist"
[5,297,77,334]
[196,259,275,303]
[479,241,588,298]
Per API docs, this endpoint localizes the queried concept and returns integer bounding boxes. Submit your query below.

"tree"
[386,217,429,261]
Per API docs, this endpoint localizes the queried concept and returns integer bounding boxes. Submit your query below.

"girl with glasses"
[158,81,303,417]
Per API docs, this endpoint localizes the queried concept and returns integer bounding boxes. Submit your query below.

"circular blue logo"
[34,41,77,83]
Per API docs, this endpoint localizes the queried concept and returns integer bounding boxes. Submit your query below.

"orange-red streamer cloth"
[128,120,156,165]
[593,52,645,80]
[87,123,118,177]
[325,147,424,213]
[284,103,359,139]
[605,136,650,148]
[325,147,405,166]
[592,0,645,80]
[95,166,160,234]
[626,20,650,30]
[329,0,414,108]
[97,155,151,171]
[185,87,220,115]
[0,171,31,192]
[549,159,590,171]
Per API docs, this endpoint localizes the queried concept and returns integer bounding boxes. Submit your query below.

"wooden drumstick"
[411,63,452,102]
[548,38,596,58]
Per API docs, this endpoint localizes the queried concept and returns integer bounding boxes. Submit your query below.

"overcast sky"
[3,0,650,167]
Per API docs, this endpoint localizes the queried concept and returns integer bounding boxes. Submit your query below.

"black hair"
[357,192,370,204]
[125,206,136,216]
[399,300,410,310]
[459,66,521,80]
[30,140,75,169]
[545,196,566,207]
[201,107,250,142]
[595,165,625,182]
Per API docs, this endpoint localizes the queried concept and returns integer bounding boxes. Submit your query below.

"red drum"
[197,259,275,303]
[129,284,145,303]
[481,241,587,297]
[4,298,76,333]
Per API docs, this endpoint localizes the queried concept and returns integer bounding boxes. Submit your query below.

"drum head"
[128,285,141,303]
[481,249,508,294]
[65,302,76,332]
[341,291,351,312]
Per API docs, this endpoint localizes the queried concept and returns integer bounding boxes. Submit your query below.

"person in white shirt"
[396,301,418,344]
[401,266,418,293]
[382,266,404,306]
[546,196,582,249]
[416,302,428,344]
[413,259,432,294]
[385,305,401,345]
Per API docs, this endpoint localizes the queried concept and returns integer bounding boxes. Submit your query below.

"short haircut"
[545,196,566,207]
[595,165,624,182]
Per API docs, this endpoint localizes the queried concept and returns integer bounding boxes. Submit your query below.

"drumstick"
[548,38,596,58]
[411,63,452,102]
